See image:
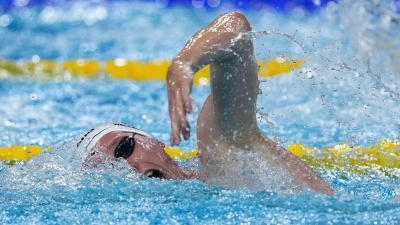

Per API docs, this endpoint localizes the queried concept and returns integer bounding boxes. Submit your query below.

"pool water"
[1,0,400,224]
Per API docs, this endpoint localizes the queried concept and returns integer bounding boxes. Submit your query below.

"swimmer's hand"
[167,59,194,145]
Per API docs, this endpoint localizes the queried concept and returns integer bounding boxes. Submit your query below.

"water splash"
[198,148,302,194]
[1,2,400,223]
[250,1,400,148]
[0,138,141,195]
[336,0,400,101]
[248,30,309,54]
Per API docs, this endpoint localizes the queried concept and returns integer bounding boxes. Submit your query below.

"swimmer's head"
[77,122,193,179]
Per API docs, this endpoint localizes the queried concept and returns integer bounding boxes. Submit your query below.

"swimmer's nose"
[129,162,149,176]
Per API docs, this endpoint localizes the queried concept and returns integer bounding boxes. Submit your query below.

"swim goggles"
[114,134,137,158]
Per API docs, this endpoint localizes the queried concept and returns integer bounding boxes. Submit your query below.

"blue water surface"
[1,0,400,224]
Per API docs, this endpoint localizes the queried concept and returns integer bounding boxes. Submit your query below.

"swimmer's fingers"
[181,75,193,114]
[177,92,191,141]
[168,90,190,145]
[168,85,182,145]
[167,60,194,145]
[177,68,193,141]
[169,114,181,146]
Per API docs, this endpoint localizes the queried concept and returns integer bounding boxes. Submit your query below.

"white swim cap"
[76,122,151,152]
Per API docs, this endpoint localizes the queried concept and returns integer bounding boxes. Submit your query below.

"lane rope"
[1,139,399,174]
[289,139,400,174]
[4,58,398,172]
[0,58,303,84]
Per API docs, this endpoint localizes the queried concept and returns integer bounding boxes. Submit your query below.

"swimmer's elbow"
[218,11,252,33]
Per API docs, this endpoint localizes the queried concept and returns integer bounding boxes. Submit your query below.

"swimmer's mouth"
[145,169,165,179]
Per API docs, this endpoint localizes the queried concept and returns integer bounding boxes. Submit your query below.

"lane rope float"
[1,139,399,174]
[0,57,303,84]
[288,139,400,174]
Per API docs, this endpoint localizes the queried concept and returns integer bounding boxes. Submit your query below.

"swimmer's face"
[88,131,192,180]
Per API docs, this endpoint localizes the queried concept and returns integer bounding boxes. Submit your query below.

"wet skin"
[92,131,194,180]
[83,12,334,195]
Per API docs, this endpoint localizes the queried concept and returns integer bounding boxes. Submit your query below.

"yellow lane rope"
[163,145,198,161]
[0,58,303,84]
[289,139,400,174]
[2,139,399,174]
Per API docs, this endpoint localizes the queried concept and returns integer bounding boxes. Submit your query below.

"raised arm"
[167,11,258,145]
[167,12,335,195]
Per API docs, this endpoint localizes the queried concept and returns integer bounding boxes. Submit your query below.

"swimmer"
[80,12,335,196]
